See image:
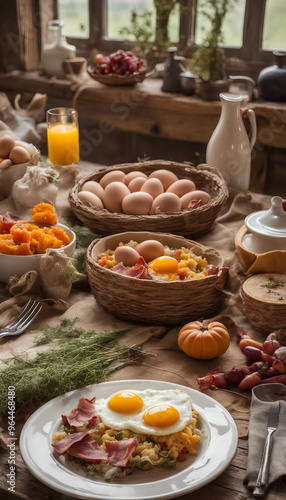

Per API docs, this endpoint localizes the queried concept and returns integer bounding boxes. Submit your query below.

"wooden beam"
[0,71,285,149]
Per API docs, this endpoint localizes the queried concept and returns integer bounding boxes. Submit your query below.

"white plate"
[20,379,238,500]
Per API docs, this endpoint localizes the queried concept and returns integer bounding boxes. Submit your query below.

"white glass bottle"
[206,92,257,191]
[41,20,76,78]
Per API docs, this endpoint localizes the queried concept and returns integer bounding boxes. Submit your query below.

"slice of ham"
[67,434,108,463]
[113,256,153,280]
[127,257,153,280]
[52,432,87,455]
[61,397,100,429]
[105,437,140,467]
[52,432,108,463]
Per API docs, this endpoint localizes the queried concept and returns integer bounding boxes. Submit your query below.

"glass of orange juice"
[47,108,79,165]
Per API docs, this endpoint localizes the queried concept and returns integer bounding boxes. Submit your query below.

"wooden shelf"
[1,70,286,149]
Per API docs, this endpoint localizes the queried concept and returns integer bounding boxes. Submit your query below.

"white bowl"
[0,223,76,284]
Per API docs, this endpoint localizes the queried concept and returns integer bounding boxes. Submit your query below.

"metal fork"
[0,298,42,339]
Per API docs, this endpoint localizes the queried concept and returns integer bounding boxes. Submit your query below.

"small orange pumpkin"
[178,320,230,359]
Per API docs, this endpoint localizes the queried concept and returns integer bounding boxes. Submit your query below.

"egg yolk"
[143,404,180,428]
[108,391,143,414]
[148,256,178,274]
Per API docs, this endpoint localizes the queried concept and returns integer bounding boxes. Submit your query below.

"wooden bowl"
[69,160,228,237]
[87,66,148,86]
[241,273,286,333]
[85,231,228,325]
[235,224,286,274]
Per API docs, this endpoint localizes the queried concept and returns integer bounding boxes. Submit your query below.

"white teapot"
[242,196,286,254]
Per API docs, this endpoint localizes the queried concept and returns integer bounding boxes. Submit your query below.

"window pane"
[107,0,179,42]
[195,0,246,47]
[263,0,286,50]
[57,0,89,38]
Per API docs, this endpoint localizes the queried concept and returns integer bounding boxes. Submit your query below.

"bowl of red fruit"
[88,50,148,86]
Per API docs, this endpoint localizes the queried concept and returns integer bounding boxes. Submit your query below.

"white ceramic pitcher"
[206,92,257,191]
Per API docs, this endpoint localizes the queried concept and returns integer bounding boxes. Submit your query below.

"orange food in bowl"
[0,203,71,256]
[32,202,58,225]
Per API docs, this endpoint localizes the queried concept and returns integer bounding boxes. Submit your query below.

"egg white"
[94,389,193,436]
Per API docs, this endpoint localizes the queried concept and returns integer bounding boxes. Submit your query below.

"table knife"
[253,400,280,497]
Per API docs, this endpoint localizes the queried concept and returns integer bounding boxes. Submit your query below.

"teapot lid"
[245,196,286,239]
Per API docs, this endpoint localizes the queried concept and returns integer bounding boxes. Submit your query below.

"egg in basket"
[85,231,228,325]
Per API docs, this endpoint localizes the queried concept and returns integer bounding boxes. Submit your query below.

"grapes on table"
[92,50,146,76]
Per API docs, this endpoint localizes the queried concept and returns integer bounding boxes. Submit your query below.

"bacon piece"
[0,213,17,234]
[112,262,128,274]
[126,257,153,280]
[61,397,99,429]
[66,434,108,463]
[207,266,219,276]
[197,372,227,390]
[52,432,87,455]
[106,437,140,467]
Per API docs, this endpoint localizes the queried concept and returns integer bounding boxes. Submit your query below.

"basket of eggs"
[69,160,228,237]
[85,231,228,324]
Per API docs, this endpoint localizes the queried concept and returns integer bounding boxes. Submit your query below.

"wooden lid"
[242,273,286,304]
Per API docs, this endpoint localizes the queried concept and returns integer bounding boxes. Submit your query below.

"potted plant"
[190,0,235,100]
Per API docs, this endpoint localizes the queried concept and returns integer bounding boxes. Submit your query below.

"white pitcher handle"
[247,109,257,151]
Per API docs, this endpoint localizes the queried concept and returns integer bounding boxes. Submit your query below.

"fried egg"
[147,256,179,280]
[94,389,193,435]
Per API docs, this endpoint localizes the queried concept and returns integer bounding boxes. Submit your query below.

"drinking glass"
[47,107,79,165]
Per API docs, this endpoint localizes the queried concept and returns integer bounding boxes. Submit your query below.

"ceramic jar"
[258,51,286,102]
[242,196,286,254]
[41,20,76,78]
[206,92,257,191]
[162,47,186,92]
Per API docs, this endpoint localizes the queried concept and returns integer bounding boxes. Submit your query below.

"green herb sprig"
[0,319,142,415]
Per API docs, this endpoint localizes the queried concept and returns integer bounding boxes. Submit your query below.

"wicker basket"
[85,231,228,325]
[87,66,148,86]
[69,160,228,237]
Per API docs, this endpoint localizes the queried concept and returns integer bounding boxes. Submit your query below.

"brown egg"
[78,190,104,209]
[14,140,34,157]
[122,192,153,215]
[9,146,30,164]
[81,180,104,200]
[99,170,126,188]
[0,159,12,170]
[103,181,130,213]
[150,193,181,214]
[167,179,196,197]
[0,136,15,158]
[180,190,211,210]
[135,240,165,263]
[124,171,147,186]
[149,169,178,190]
[141,178,164,199]
[114,246,140,267]
[128,176,147,192]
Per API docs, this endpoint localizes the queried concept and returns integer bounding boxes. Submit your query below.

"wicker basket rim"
[87,230,225,286]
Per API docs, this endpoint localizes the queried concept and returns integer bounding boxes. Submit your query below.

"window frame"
[59,0,275,65]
